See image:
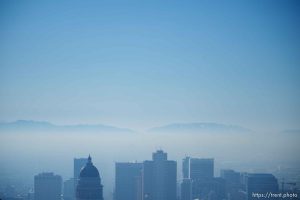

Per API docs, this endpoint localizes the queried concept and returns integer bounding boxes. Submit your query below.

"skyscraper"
[221,169,240,186]
[182,157,190,179]
[76,155,104,200]
[221,169,242,200]
[142,150,177,200]
[181,178,192,200]
[189,158,214,181]
[74,157,88,199]
[192,177,226,200]
[246,173,279,200]
[182,157,216,200]
[74,158,88,182]
[34,172,62,200]
[115,162,143,200]
[63,178,75,200]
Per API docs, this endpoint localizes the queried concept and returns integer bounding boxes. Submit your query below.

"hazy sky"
[0,0,299,131]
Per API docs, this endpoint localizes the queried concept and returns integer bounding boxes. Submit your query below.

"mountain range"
[1,120,297,134]
[0,120,135,133]
[149,122,254,133]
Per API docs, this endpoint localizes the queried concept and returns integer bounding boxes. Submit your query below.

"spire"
[88,154,92,163]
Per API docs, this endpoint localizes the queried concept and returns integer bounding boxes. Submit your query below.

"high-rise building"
[192,177,226,200]
[246,173,279,200]
[76,155,104,200]
[182,157,215,200]
[63,178,75,200]
[182,157,190,179]
[115,162,143,200]
[142,150,177,200]
[182,157,214,181]
[74,158,88,181]
[221,169,240,185]
[240,172,249,191]
[4,185,17,198]
[74,157,88,199]
[27,190,34,200]
[34,172,62,200]
[221,169,242,200]
[181,179,192,200]
[135,173,143,200]
[189,158,214,181]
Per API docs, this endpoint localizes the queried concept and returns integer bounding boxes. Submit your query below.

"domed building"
[76,155,104,200]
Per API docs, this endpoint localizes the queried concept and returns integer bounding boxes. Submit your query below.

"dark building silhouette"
[221,169,244,200]
[181,178,192,200]
[192,177,226,200]
[182,157,190,179]
[182,157,225,200]
[142,150,177,200]
[34,172,62,200]
[64,178,75,200]
[240,172,249,191]
[246,173,278,200]
[3,185,17,198]
[189,158,214,181]
[74,158,88,181]
[115,162,143,200]
[221,169,240,185]
[76,155,104,200]
[28,190,34,200]
[74,157,88,199]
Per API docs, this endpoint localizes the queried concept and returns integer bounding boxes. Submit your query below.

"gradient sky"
[0,0,299,131]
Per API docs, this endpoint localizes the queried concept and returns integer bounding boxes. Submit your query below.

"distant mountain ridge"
[149,122,253,133]
[4,120,295,134]
[0,120,135,133]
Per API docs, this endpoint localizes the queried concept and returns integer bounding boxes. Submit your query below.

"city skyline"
[0,1,299,200]
[2,151,298,200]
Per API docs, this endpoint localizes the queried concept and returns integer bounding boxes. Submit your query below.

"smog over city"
[0,1,299,200]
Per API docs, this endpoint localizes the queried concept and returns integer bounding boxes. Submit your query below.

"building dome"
[79,155,100,178]
[76,155,104,200]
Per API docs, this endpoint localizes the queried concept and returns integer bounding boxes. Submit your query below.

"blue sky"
[0,0,299,131]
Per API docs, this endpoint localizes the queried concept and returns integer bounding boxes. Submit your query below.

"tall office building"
[34,172,62,200]
[74,157,88,199]
[192,177,226,200]
[135,174,143,200]
[221,169,242,200]
[74,158,88,181]
[115,162,143,200]
[246,173,279,200]
[221,169,240,185]
[182,157,214,181]
[76,155,104,200]
[182,157,190,179]
[63,178,75,200]
[182,157,216,200]
[181,178,192,200]
[142,150,177,200]
[190,158,214,181]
